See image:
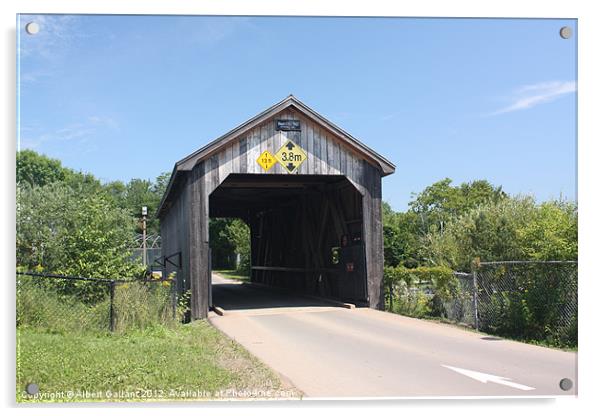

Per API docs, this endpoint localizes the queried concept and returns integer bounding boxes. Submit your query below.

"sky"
[17,15,577,211]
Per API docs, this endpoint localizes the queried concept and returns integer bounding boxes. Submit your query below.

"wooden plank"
[272,128,284,176]
[251,266,336,273]
[340,146,348,176]
[327,136,335,175]
[218,146,227,185]
[239,136,248,173]
[305,119,314,176]
[231,141,239,173]
[320,128,328,174]
[188,162,206,319]
[300,117,309,175]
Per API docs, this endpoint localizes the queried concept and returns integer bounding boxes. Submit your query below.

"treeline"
[16,150,168,280]
[17,150,577,279]
[383,178,577,272]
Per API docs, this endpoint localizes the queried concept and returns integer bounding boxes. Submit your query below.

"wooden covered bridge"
[157,96,395,319]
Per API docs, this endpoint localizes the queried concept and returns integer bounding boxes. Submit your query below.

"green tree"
[209,218,237,269]
[382,202,404,267]
[517,199,578,261]
[209,218,251,273]
[17,150,69,187]
[409,178,506,235]
[104,180,128,207]
[122,178,162,234]
[17,182,144,300]
[227,219,251,274]
[423,195,577,271]
[152,172,172,200]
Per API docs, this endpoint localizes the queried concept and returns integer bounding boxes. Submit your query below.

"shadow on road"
[211,275,337,312]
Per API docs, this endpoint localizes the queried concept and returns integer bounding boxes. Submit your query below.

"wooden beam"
[252,266,337,273]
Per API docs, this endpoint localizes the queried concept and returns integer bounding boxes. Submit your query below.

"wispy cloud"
[380,109,405,121]
[88,115,119,130]
[489,81,576,115]
[18,15,85,87]
[19,115,119,151]
[18,15,81,59]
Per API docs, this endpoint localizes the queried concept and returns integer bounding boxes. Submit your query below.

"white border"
[3,1,600,415]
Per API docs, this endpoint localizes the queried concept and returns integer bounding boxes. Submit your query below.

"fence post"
[109,280,116,332]
[472,270,479,331]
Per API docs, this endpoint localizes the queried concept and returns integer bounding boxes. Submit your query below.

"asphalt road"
[210,274,577,398]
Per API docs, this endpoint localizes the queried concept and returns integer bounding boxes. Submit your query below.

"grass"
[385,299,577,352]
[17,322,301,402]
[214,269,250,282]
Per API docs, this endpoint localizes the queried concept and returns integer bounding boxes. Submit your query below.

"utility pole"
[142,206,148,269]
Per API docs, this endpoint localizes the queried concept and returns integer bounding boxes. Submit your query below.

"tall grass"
[113,281,177,333]
[16,275,179,334]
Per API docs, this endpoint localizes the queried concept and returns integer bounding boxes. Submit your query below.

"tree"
[17,149,104,193]
[17,182,144,300]
[209,218,238,269]
[121,178,162,234]
[422,195,578,271]
[209,218,251,272]
[409,178,506,235]
[17,150,68,187]
[104,180,128,207]
[152,171,172,200]
[227,219,251,273]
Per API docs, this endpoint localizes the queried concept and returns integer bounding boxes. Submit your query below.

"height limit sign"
[276,139,307,173]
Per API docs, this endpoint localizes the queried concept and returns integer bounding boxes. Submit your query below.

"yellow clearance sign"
[275,139,307,173]
[256,150,277,172]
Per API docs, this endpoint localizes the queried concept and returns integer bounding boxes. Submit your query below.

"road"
[209,274,577,398]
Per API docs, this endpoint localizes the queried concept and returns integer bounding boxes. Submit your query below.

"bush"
[17,182,145,302]
[476,262,577,347]
[113,280,177,333]
[384,265,458,318]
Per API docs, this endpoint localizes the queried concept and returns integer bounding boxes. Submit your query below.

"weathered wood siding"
[162,108,386,318]
[159,178,190,294]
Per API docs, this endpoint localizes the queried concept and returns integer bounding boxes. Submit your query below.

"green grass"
[386,300,577,352]
[214,269,250,282]
[17,322,301,402]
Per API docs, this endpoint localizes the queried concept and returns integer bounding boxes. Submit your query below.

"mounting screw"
[559,26,572,39]
[25,383,39,395]
[559,378,573,391]
[25,22,40,35]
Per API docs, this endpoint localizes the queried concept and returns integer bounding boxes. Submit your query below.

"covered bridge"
[157,96,395,319]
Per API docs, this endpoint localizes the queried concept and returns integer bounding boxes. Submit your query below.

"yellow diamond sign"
[276,139,307,173]
[256,150,277,172]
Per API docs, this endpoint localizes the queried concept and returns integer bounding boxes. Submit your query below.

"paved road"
[210,274,577,398]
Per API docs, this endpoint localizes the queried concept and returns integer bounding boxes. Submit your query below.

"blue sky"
[17,15,577,211]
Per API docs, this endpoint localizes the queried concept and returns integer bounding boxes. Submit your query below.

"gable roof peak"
[175,95,395,175]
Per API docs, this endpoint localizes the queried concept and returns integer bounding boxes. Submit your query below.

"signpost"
[275,139,307,173]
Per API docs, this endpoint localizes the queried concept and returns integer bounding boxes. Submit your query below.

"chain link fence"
[17,272,180,334]
[385,261,577,347]
[130,248,163,272]
[441,272,476,327]
[475,261,577,347]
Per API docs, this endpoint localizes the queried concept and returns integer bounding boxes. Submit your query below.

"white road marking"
[442,365,536,391]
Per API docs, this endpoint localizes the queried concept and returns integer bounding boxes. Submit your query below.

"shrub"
[384,265,458,318]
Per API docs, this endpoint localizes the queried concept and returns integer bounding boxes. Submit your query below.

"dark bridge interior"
[209,173,368,305]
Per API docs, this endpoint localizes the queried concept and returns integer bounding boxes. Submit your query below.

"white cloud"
[18,115,118,150]
[490,81,576,115]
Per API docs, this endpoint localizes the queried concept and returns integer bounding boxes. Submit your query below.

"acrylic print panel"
[16,14,577,402]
